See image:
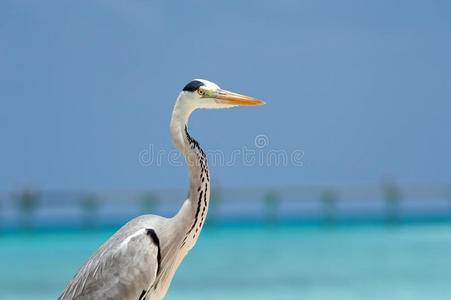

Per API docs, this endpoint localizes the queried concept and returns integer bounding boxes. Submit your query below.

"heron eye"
[198,89,205,96]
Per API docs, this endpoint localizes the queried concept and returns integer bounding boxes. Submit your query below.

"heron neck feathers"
[170,97,210,249]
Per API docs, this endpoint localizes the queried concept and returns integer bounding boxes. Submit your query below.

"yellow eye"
[198,88,205,96]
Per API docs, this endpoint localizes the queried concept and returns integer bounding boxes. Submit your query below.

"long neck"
[170,99,210,249]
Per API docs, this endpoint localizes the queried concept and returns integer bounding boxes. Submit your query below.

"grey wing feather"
[59,227,159,300]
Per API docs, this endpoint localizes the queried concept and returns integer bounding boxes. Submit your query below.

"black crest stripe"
[182,80,204,92]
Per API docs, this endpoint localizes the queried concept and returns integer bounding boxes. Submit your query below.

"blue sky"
[1,0,450,191]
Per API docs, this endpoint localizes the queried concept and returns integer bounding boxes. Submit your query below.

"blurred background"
[1,0,451,299]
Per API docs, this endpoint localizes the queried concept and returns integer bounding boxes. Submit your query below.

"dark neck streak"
[180,126,210,248]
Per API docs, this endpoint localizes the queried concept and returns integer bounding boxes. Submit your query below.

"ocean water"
[1,224,451,300]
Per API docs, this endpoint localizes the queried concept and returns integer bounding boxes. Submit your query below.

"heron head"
[179,79,264,110]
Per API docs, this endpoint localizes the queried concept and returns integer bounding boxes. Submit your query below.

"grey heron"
[59,79,264,299]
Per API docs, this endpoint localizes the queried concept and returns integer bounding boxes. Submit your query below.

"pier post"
[264,190,279,225]
[81,194,98,229]
[321,189,338,226]
[382,181,401,225]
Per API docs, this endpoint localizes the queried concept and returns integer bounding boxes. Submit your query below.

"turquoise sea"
[1,224,451,300]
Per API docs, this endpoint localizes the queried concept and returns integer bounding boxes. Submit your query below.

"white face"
[180,79,237,110]
[177,78,264,112]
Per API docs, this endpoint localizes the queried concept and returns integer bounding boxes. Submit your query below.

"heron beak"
[214,89,265,106]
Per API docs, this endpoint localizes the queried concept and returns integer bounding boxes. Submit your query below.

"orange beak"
[214,89,265,106]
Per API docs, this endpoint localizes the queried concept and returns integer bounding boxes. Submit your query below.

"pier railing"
[0,182,450,230]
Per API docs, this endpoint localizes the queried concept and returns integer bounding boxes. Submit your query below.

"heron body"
[59,79,264,300]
